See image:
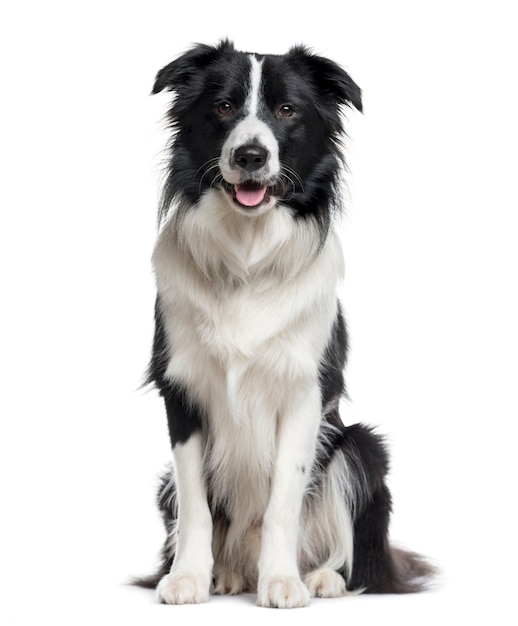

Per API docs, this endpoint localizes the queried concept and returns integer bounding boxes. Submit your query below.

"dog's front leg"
[156,432,214,604]
[257,385,320,608]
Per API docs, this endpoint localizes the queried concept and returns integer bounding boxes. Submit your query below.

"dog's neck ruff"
[157,189,336,289]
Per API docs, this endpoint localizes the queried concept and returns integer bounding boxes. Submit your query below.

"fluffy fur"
[135,40,435,608]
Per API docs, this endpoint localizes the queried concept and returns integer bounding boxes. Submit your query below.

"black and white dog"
[137,40,434,608]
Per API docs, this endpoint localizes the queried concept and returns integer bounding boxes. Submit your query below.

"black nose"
[233,144,268,172]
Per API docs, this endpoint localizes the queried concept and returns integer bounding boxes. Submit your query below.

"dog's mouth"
[234,181,270,207]
[222,181,274,209]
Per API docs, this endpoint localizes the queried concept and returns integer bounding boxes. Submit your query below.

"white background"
[1,1,517,624]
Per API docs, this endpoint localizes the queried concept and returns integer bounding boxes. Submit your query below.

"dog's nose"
[233,144,268,172]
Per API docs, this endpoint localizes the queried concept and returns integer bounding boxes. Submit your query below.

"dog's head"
[153,40,362,219]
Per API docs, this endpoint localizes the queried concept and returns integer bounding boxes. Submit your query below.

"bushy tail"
[382,546,438,594]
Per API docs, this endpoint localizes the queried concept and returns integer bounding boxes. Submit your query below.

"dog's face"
[153,41,362,218]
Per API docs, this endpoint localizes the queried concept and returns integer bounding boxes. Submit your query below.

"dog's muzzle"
[225,142,273,208]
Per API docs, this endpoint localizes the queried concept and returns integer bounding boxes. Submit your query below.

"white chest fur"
[153,191,344,522]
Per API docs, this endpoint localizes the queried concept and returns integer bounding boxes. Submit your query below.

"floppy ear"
[313,55,363,113]
[288,46,363,113]
[152,39,235,94]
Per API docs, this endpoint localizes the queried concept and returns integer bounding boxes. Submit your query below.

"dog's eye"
[277,104,296,118]
[217,101,233,116]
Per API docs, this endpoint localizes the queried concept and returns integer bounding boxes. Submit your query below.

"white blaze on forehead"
[247,55,263,116]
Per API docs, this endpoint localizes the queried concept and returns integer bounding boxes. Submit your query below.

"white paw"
[156,572,210,604]
[257,576,311,608]
[304,569,347,598]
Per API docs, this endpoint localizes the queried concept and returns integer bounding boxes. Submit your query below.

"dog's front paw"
[156,572,210,604]
[257,576,310,608]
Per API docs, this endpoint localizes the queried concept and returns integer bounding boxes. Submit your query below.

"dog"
[135,40,435,608]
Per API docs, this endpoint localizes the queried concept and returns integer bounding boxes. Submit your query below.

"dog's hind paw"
[213,567,246,595]
[304,568,347,597]
[156,572,210,604]
[257,576,310,608]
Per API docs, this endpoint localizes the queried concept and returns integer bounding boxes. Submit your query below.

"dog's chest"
[160,265,315,407]
[153,208,340,393]
[162,279,294,519]
[153,208,342,516]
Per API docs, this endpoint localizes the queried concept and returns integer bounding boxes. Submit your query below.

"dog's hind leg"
[329,423,436,593]
[300,421,436,595]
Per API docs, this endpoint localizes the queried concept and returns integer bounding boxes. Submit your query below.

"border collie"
[136,40,435,608]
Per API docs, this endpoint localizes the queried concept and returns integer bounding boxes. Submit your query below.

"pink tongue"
[235,184,267,207]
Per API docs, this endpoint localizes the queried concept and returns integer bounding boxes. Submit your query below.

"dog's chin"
[222,181,277,216]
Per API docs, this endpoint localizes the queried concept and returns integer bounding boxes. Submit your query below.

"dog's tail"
[382,545,438,594]
[131,564,169,590]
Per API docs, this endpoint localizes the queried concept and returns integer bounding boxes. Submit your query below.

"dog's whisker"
[196,160,223,195]
[210,173,224,189]
[194,157,220,179]
[275,166,302,201]
[280,164,305,194]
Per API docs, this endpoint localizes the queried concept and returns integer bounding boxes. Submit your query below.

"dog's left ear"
[288,46,363,113]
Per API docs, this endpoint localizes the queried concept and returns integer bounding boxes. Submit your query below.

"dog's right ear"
[152,40,235,94]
